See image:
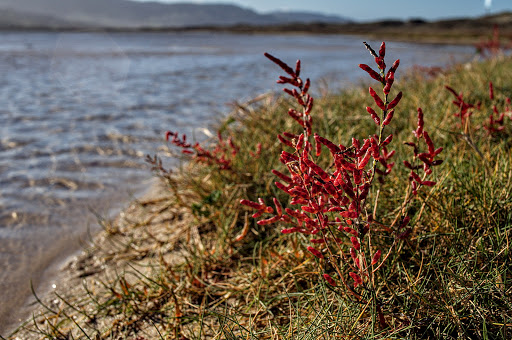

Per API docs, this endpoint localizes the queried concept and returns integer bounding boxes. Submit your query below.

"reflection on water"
[0,31,474,333]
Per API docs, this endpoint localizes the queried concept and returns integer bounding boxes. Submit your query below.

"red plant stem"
[293,148,360,297]
[284,140,361,297]
[372,240,397,273]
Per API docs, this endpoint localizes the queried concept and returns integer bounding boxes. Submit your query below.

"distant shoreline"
[1,15,511,45]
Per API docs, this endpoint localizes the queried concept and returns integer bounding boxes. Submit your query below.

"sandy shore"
[5,181,197,338]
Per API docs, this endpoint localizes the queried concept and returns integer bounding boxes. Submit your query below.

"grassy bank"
[3,12,512,46]
[189,12,512,45]
[6,46,512,339]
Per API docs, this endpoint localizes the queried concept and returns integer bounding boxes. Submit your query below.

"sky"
[135,0,512,21]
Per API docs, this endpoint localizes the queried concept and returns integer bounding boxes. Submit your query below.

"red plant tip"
[295,60,301,77]
[296,134,305,150]
[307,246,324,259]
[277,76,292,84]
[240,199,264,210]
[387,91,403,110]
[371,250,382,265]
[383,82,392,95]
[257,216,280,225]
[359,64,384,83]
[363,41,378,58]
[385,71,395,84]
[304,158,330,181]
[165,131,172,141]
[302,78,311,95]
[323,273,337,287]
[350,236,361,251]
[306,96,314,115]
[349,272,363,287]
[383,109,394,126]
[264,52,295,77]
[302,205,321,214]
[397,228,412,240]
[354,257,361,270]
[273,198,283,216]
[281,150,298,164]
[399,216,411,230]
[379,42,386,58]
[292,89,305,106]
[410,170,422,184]
[316,134,341,154]
[358,148,372,169]
[283,88,294,97]
[489,81,494,100]
[411,181,418,195]
[314,137,322,157]
[350,247,357,261]
[369,87,386,110]
[445,85,459,98]
[352,138,361,149]
[423,131,435,155]
[366,106,381,125]
[381,134,393,147]
[389,59,400,74]
[272,169,293,184]
[414,108,424,138]
[344,227,358,236]
[403,160,414,169]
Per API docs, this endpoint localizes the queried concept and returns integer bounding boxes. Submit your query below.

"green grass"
[7,53,512,339]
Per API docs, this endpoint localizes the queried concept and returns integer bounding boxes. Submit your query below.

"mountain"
[0,0,351,29]
[0,7,80,28]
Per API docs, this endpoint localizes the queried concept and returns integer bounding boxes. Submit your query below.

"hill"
[0,0,351,29]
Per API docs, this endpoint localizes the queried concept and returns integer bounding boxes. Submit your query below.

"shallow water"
[0,31,474,333]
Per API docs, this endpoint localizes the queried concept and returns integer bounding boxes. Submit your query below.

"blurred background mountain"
[0,0,352,29]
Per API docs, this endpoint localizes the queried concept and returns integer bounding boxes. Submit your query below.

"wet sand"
[5,181,193,338]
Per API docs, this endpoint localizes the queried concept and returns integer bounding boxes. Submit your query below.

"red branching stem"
[240,41,440,299]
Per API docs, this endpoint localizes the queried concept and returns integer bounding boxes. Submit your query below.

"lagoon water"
[0,31,473,333]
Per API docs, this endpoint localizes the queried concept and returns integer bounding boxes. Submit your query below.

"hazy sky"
[135,0,512,21]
